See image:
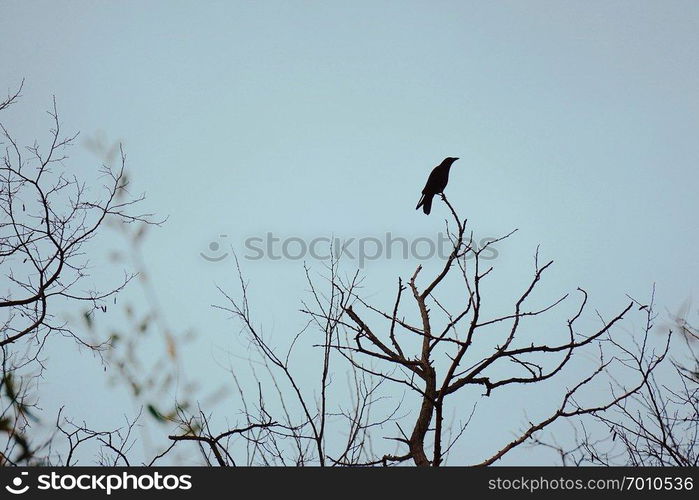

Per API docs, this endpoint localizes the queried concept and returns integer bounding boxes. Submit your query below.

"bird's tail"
[416,194,433,215]
[422,195,433,215]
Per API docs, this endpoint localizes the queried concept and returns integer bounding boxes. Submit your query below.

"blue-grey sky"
[2,0,698,464]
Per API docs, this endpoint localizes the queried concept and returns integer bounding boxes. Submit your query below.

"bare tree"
[0,81,156,464]
[536,301,698,466]
[164,194,669,466]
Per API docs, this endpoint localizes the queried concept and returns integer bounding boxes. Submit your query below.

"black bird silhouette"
[415,157,459,215]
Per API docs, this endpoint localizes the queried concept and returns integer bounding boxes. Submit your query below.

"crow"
[415,157,459,215]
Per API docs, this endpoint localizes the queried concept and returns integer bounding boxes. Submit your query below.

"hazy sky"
[2,1,698,464]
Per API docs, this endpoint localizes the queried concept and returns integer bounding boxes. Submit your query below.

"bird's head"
[444,157,459,165]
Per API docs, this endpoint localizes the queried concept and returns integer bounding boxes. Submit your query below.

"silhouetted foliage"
[536,303,698,466]
[164,194,671,466]
[0,82,156,464]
